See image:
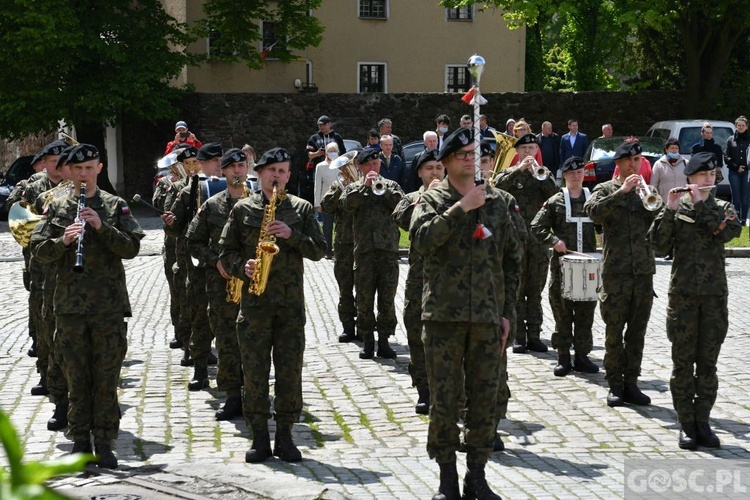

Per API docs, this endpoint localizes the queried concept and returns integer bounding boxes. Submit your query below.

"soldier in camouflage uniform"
[531,156,599,377]
[495,133,559,354]
[320,167,357,343]
[411,128,520,500]
[649,152,741,450]
[187,148,249,421]
[341,147,404,359]
[219,148,325,463]
[392,148,444,415]
[164,143,223,387]
[31,144,144,469]
[584,141,657,408]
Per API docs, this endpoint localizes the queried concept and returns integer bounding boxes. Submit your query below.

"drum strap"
[563,187,592,253]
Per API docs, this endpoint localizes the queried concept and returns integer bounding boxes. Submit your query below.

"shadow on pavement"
[491,448,608,479]
[262,456,393,485]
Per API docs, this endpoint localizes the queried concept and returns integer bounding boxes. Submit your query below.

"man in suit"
[560,119,590,165]
[537,121,561,177]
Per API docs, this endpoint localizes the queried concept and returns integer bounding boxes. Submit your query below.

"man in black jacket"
[691,123,724,185]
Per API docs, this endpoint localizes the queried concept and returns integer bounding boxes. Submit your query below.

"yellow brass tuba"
[491,131,517,176]
[248,181,287,296]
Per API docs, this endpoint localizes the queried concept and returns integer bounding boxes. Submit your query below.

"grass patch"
[399,228,410,248]
[359,411,371,428]
[725,226,750,247]
[303,410,325,448]
[385,407,401,426]
[333,410,354,444]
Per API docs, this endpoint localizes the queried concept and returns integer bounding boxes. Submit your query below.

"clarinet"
[73,183,86,273]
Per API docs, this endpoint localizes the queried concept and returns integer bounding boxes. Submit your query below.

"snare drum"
[560,253,602,302]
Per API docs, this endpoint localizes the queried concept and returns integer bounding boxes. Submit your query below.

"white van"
[645,120,735,199]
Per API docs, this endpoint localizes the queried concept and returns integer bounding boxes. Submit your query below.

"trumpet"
[531,160,550,181]
[636,177,663,211]
[328,151,360,185]
[372,175,386,196]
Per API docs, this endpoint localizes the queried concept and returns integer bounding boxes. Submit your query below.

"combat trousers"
[22,247,35,343]
[334,243,356,331]
[187,266,213,367]
[173,252,192,348]
[237,303,305,428]
[162,237,184,337]
[403,280,427,390]
[667,294,728,424]
[495,304,515,422]
[354,250,399,341]
[549,259,596,354]
[599,274,653,387]
[516,239,549,342]
[41,291,67,405]
[57,314,127,443]
[29,258,44,364]
[424,321,500,465]
[207,271,242,398]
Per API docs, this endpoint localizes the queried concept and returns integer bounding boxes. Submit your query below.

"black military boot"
[623,382,651,406]
[47,402,68,431]
[526,337,548,353]
[463,463,502,500]
[169,337,183,349]
[511,342,527,354]
[245,427,272,463]
[415,387,430,415]
[30,377,49,396]
[553,349,572,377]
[207,351,218,365]
[493,433,505,452]
[696,422,721,448]
[215,397,243,421]
[180,348,193,367]
[188,365,209,391]
[359,339,375,359]
[338,326,356,343]
[606,385,625,407]
[28,339,37,357]
[573,353,599,373]
[274,426,302,462]
[71,437,93,456]
[377,335,397,359]
[432,461,460,500]
[679,422,698,450]
[95,442,118,469]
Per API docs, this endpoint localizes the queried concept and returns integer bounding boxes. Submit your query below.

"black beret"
[38,140,68,159]
[560,156,585,174]
[317,115,331,125]
[196,142,223,160]
[176,146,198,162]
[480,141,494,158]
[255,147,291,169]
[55,145,76,169]
[356,147,381,164]
[613,141,642,160]
[221,148,247,169]
[415,148,440,170]
[513,133,538,148]
[30,151,45,165]
[66,144,99,164]
[437,127,473,161]
[685,151,718,176]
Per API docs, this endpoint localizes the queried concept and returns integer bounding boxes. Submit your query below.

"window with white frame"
[446,6,473,21]
[359,0,387,19]
[446,65,471,93]
[358,63,386,93]
[261,21,284,59]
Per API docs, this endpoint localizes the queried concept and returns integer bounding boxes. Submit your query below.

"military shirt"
[218,191,326,307]
[320,180,353,245]
[531,190,597,253]
[410,178,521,324]
[650,195,741,295]
[497,188,529,245]
[30,189,144,316]
[340,178,403,255]
[494,166,559,235]
[584,178,657,276]
[393,187,424,290]
[187,189,242,269]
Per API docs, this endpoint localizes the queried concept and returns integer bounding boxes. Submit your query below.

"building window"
[359,0,387,19]
[446,65,471,93]
[446,7,473,21]
[208,30,232,59]
[261,21,284,59]
[358,63,386,93]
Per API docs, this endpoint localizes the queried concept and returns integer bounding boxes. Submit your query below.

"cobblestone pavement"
[1,215,750,499]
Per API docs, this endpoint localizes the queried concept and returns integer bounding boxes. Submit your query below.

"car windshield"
[588,138,664,161]
[677,127,734,154]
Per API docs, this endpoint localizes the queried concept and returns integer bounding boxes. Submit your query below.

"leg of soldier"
[29,259,46,379]
[188,268,212,367]
[209,296,242,399]
[56,314,93,441]
[90,316,128,444]
[550,259,574,350]
[173,256,192,350]
[237,306,273,429]
[667,293,700,424]
[334,244,356,332]
[572,301,597,356]
[43,300,67,404]
[495,304,515,422]
[374,252,398,337]
[423,321,465,464]
[463,323,500,465]
[33,290,51,390]
[623,275,653,384]
[514,250,529,347]
[163,241,180,332]
[354,253,376,345]
[525,242,550,343]
[404,285,427,390]
[599,276,630,389]
[693,295,728,422]
[271,304,306,427]
[23,248,35,353]
[321,212,334,256]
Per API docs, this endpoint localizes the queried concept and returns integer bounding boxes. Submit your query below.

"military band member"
[392,148,443,415]
[495,133,559,354]
[186,148,248,421]
[649,152,741,449]
[341,147,404,360]
[531,156,599,377]
[584,141,657,407]
[219,148,325,463]
[411,128,520,500]
[31,144,144,469]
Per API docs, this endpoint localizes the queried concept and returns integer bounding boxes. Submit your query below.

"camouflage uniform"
[495,166,559,344]
[650,195,741,424]
[320,181,356,334]
[584,179,657,389]
[219,191,325,431]
[340,178,404,344]
[163,178,192,350]
[31,189,143,444]
[186,190,243,399]
[531,189,598,354]
[410,178,520,466]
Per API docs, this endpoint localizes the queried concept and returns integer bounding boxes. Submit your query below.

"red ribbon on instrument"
[461,86,476,105]
[472,223,492,240]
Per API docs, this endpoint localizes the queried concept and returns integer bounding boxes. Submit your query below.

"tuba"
[248,181,287,296]
[329,151,360,185]
[491,131,517,175]
[226,178,250,303]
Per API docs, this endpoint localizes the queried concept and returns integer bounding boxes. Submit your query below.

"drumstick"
[565,249,591,258]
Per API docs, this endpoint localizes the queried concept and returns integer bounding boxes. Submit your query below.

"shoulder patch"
[514,204,520,212]
[121,204,130,214]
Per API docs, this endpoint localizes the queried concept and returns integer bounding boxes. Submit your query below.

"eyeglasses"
[453,150,476,160]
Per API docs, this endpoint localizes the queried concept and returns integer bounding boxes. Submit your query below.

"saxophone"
[226,178,250,304]
[248,180,286,296]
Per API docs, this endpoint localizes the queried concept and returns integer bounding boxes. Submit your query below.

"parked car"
[582,137,663,190]
[0,155,35,220]
[645,119,734,199]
